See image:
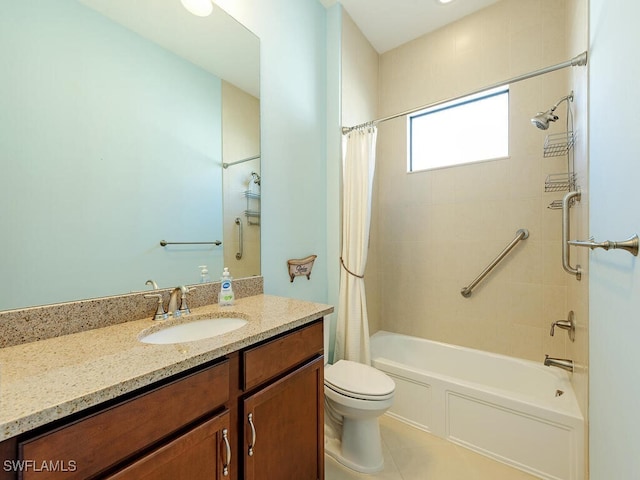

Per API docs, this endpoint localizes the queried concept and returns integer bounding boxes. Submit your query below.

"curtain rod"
[222,154,261,169]
[342,51,588,135]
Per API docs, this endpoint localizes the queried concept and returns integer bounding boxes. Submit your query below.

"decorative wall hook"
[287,255,317,282]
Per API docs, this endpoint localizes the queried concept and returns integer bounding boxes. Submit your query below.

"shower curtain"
[334,125,377,365]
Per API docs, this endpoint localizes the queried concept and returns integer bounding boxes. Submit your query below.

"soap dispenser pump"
[219,267,235,306]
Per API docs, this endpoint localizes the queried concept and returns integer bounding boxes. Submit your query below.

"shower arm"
[550,93,574,113]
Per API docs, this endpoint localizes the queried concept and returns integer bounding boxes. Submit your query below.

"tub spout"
[544,355,574,373]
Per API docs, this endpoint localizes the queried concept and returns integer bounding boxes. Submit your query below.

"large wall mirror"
[0,0,260,311]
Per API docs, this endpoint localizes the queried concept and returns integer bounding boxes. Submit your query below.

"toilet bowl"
[324,359,395,473]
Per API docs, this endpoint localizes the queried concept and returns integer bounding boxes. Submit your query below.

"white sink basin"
[139,317,248,344]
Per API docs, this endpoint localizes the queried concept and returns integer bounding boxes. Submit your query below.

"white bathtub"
[370,331,584,480]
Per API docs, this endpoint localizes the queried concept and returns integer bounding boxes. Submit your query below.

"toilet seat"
[325,360,395,401]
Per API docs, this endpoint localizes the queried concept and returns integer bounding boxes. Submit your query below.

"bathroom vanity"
[0,294,331,480]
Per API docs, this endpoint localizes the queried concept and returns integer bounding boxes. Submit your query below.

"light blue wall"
[0,0,223,310]
[220,0,336,305]
[325,4,343,362]
[589,1,640,477]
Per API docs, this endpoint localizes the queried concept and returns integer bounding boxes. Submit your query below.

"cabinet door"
[107,411,232,480]
[243,356,324,480]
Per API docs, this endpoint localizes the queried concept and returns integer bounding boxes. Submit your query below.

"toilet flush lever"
[550,311,575,342]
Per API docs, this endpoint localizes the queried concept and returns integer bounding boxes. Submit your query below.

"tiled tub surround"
[0,288,333,441]
[0,276,263,348]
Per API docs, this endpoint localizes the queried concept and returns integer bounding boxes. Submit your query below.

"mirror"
[0,0,260,311]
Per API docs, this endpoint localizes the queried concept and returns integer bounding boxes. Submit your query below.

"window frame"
[408,86,510,172]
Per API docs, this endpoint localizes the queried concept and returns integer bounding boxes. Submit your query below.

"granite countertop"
[0,294,333,441]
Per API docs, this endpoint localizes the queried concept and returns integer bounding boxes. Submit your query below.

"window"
[408,86,509,172]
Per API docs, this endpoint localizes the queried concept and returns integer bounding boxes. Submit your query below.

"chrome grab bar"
[562,191,582,280]
[461,229,529,298]
[568,234,638,256]
[222,154,260,169]
[235,217,243,260]
[160,240,222,246]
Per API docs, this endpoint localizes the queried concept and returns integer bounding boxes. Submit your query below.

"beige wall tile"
[365,0,588,366]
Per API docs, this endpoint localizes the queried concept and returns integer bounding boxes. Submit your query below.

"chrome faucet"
[550,311,575,342]
[144,292,169,321]
[168,286,192,317]
[544,355,574,373]
[144,285,192,321]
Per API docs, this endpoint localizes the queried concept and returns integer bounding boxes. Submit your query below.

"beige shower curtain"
[334,125,377,365]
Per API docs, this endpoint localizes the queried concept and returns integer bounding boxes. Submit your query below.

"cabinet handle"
[248,413,256,457]
[222,428,231,476]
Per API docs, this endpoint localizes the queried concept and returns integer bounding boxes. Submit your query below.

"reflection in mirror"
[222,83,261,278]
[0,0,259,311]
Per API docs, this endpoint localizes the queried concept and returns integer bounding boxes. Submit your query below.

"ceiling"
[320,0,499,53]
[77,0,500,94]
[78,0,260,97]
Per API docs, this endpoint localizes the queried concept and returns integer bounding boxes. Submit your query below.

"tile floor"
[325,415,540,480]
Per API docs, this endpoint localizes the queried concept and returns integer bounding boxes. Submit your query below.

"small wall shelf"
[545,172,576,193]
[244,190,260,225]
[544,131,575,158]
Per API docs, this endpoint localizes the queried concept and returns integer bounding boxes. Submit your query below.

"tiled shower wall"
[366,0,585,364]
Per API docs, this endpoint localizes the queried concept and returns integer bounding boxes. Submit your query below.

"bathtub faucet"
[544,355,574,373]
[550,311,576,342]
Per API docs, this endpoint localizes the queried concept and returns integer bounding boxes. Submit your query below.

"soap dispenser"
[199,265,211,283]
[218,267,235,306]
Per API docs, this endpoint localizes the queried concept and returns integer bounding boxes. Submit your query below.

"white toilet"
[324,359,395,473]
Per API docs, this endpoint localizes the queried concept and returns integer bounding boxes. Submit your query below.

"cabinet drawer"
[106,411,231,480]
[20,360,229,480]
[242,320,323,391]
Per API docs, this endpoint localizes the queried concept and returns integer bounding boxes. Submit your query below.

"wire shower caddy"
[543,131,575,158]
[543,95,577,209]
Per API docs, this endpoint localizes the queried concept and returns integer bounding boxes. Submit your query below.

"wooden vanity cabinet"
[2,318,325,480]
[0,438,17,480]
[239,320,324,480]
[242,356,324,480]
[17,360,230,480]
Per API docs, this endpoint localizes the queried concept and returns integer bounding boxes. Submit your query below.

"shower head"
[530,92,574,130]
[251,171,261,186]
[531,110,559,130]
